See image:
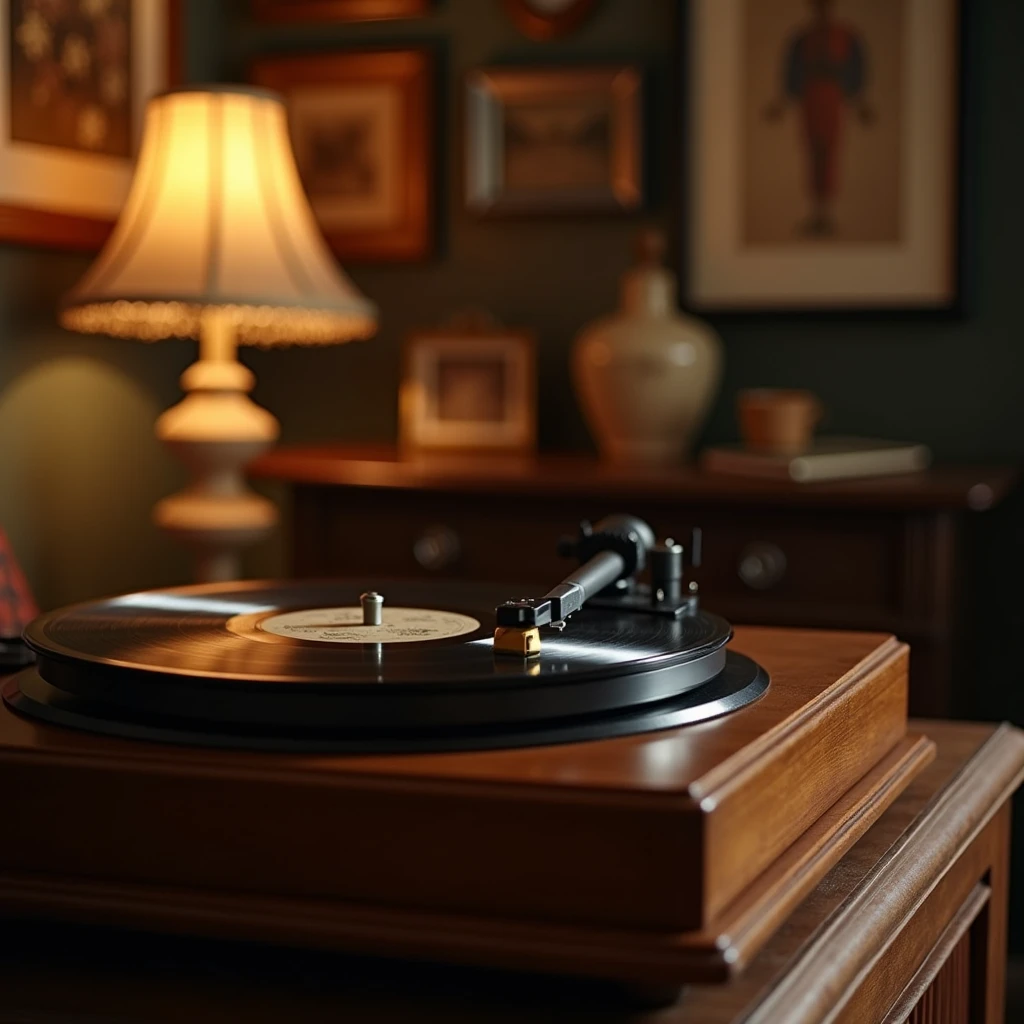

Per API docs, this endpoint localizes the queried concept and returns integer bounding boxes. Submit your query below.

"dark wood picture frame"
[502,0,598,40]
[680,0,969,317]
[251,49,433,263]
[0,0,184,252]
[465,66,644,216]
[251,0,430,22]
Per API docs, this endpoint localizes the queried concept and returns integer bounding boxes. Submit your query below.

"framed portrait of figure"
[0,0,180,250]
[684,0,964,312]
[252,49,433,262]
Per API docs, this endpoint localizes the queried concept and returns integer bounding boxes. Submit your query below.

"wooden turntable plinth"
[0,627,932,984]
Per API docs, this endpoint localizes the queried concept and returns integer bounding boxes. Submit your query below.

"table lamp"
[60,86,377,583]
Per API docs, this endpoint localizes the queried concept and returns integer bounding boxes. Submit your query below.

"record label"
[254,606,481,645]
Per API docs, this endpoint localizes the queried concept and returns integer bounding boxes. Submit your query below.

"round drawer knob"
[738,543,787,591]
[413,525,461,571]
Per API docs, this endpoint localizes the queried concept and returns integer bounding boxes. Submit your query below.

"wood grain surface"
[743,723,1023,1024]
[0,629,911,949]
[881,883,986,1023]
[249,444,1018,510]
[0,722,1019,1023]
[0,628,924,983]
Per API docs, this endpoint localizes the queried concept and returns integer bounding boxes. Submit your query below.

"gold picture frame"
[465,66,643,215]
[400,322,536,455]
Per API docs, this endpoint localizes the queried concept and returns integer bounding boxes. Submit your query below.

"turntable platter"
[5,579,768,753]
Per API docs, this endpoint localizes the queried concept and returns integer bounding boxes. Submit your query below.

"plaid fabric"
[0,528,38,638]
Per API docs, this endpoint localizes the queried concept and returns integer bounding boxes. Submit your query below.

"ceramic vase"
[572,230,723,465]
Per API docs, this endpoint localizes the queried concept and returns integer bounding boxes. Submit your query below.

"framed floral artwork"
[0,0,180,250]
[684,0,965,312]
[251,49,433,262]
[251,0,430,23]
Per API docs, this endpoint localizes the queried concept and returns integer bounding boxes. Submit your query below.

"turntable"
[0,515,933,989]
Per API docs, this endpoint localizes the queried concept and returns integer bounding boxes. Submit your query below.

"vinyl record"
[7,579,769,751]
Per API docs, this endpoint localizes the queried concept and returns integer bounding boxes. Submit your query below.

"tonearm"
[493,514,702,656]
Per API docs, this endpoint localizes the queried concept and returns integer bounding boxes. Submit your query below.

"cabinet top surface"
[249,444,1018,510]
[0,627,902,798]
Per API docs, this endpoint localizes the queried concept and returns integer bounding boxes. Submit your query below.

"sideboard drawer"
[689,513,907,624]
[295,489,581,585]
[295,489,906,619]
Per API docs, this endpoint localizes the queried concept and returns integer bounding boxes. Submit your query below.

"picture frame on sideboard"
[400,316,536,456]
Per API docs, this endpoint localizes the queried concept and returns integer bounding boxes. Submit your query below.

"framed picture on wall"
[251,0,430,22]
[684,0,964,312]
[465,66,643,215]
[400,319,536,455]
[502,0,599,40]
[0,0,180,250]
[251,49,433,262]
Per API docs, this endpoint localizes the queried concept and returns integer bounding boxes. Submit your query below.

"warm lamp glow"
[59,85,378,583]
[60,86,377,345]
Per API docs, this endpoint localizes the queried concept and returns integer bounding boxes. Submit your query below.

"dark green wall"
[0,243,196,609]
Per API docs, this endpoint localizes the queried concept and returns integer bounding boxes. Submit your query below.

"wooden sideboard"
[250,445,1018,718]
[2,720,1021,1023]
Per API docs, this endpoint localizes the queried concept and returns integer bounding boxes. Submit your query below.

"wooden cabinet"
[252,445,1018,718]
[1,721,1020,1023]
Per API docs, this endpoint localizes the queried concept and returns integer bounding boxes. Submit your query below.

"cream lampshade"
[61,85,378,583]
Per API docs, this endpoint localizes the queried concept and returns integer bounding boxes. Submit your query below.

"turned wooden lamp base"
[154,310,279,583]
